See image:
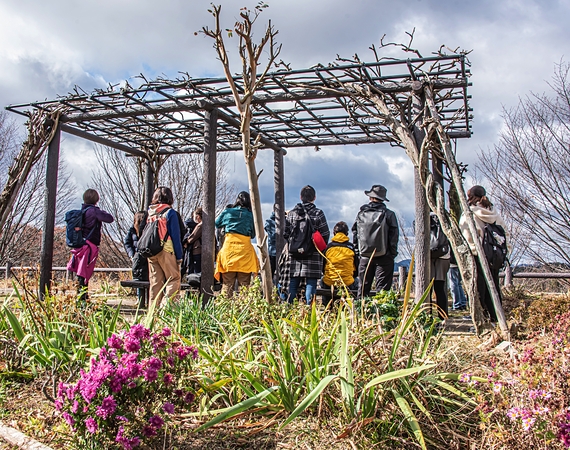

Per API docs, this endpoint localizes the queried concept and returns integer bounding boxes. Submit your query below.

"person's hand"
[177,259,182,265]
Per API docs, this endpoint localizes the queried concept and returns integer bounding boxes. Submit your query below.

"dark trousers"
[433,280,448,320]
[269,255,276,278]
[191,254,202,274]
[476,260,502,322]
[320,279,358,307]
[358,256,394,297]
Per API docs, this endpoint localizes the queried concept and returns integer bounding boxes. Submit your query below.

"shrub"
[471,311,570,449]
[56,324,198,449]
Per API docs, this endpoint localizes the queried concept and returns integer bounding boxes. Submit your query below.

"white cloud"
[1,0,569,228]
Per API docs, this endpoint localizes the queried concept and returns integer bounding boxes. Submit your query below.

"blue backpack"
[65,206,93,248]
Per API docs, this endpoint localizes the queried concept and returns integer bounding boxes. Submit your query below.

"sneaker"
[453,306,467,311]
[462,315,472,321]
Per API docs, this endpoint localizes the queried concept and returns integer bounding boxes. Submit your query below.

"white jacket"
[459,204,508,255]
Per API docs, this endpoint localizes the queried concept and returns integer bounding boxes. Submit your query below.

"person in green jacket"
[214,192,260,297]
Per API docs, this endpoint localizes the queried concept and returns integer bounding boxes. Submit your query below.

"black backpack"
[65,206,93,248]
[355,208,387,257]
[288,205,316,259]
[430,215,450,259]
[137,208,171,258]
[482,222,508,271]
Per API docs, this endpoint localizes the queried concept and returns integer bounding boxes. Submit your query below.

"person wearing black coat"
[123,211,149,305]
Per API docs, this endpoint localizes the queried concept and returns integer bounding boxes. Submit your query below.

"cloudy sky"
[1,0,568,235]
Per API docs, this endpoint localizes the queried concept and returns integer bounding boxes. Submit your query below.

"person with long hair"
[215,191,260,297]
[146,187,185,308]
[67,189,114,302]
[124,211,149,305]
[183,207,203,274]
[459,185,508,322]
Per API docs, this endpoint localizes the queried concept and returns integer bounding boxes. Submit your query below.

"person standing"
[67,189,114,302]
[184,207,203,274]
[430,212,451,320]
[181,216,197,277]
[448,250,468,311]
[352,185,399,297]
[146,186,184,308]
[284,185,330,304]
[215,192,260,297]
[123,211,149,306]
[460,185,508,323]
[264,210,277,278]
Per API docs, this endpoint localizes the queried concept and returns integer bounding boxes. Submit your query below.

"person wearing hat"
[352,185,399,297]
[459,185,508,322]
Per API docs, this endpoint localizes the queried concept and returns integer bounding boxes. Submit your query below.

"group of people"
[122,187,203,306]
[67,182,507,324]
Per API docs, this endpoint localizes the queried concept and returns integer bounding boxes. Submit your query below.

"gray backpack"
[356,208,388,257]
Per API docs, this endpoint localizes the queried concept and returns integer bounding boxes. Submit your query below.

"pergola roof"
[6,54,471,157]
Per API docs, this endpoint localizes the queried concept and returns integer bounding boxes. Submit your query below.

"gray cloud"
[1,0,569,230]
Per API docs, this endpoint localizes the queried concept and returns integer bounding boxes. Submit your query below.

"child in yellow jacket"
[320,221,359,306]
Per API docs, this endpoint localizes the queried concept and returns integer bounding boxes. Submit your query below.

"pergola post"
[414,169,431,300]
[39,124,61,300]
[144,158,154,210]
[273,149,285,264]
[201,108,218,306]
[412,89,431,301]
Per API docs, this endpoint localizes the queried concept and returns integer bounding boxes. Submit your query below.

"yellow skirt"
[215,233,260,281]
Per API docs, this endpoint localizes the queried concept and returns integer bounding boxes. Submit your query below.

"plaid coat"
[283,202,330,279]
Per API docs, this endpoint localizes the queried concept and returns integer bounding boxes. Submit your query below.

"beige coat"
[459,204,508,255]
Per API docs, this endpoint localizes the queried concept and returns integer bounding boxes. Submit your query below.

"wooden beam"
[216,110,287,155]
[39,125,61,299]
[60,124,147,158]
[201,109,218,306]
[60,79,469,123]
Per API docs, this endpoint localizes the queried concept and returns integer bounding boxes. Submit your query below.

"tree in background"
[0,112,75,266]
[478,62,570,268]
[92,146,235,265]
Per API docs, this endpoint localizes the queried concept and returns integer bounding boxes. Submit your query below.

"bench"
[120,279,199,308]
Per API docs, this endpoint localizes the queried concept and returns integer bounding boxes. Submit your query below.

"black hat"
[365,185,389,201]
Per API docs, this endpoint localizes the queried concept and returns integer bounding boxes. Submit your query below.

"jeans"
[448,266,467,310]
[287,277,318,304]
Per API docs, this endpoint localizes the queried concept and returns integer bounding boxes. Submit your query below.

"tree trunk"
[241,111,274,301]
[424,84,508,339]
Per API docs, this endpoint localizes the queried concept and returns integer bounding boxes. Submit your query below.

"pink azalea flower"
[85,417,98,433]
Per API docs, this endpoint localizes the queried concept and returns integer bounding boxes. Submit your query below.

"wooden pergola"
[6,54,471,301]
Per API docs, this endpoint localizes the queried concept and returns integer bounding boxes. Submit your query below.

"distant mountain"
[395,259,411,270]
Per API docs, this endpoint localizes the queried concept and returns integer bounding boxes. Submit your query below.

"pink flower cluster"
[56,325,198,449]
[505,389,552,433]
[558,411,570,448]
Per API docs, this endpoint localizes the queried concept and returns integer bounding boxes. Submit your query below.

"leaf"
[280,374,339,429]
[339,311,354,408]
[392,389,427,450]
[194,386,278,432]
[3,306,25,341]
[364,364,435,391]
